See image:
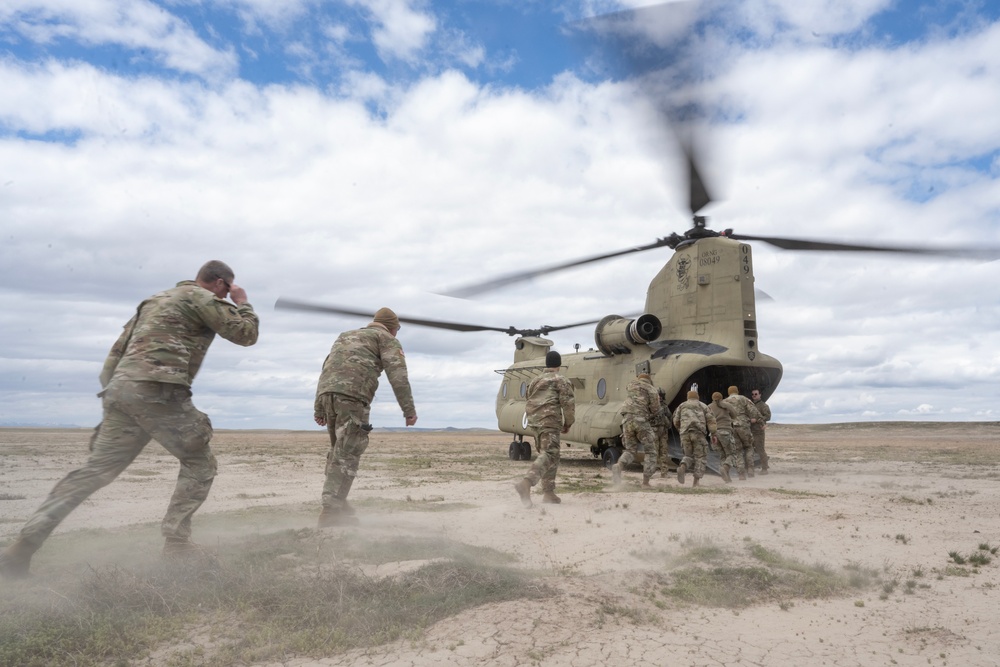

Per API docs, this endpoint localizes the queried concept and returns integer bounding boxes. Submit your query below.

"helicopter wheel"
[520,441,533,461]
[602,447,621,469]
[508,441,521,461]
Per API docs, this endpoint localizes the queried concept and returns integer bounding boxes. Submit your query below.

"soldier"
[610,371,660,487]
[314,307,417,528]
[750,388,772,474]
[0,261,259,579]
[723,385,762,478]
[653,389,673,479]
[514,351,575,507]
[672,390,717,487]
[708,391,739,483]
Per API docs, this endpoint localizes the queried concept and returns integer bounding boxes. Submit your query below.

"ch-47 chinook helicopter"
[275,2,1000,471]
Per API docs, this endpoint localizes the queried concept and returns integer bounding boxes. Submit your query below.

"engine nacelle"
[594,313,662,356]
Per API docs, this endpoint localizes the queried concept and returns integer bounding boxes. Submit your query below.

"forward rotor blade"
[440,238,674,298]
[275,298,602,337]
[727,234,1000,258]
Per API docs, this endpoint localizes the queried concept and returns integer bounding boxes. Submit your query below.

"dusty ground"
[2,422,999,666]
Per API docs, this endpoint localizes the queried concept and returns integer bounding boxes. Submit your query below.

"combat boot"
[692,477,700,488]
[162,537,210,558]
[514,479,532,508]
[641,475,652,487]
[721,464,732,483]
[541,491,561,504]
[760,467,769,475]
[317,506,340,529]
[611,463,622,486]
[738,470,747,481]
[0,538,39,580]
[337,478,356,516]
[676,462,687,485]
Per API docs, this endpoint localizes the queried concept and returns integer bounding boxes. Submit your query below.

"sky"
[1,0,999,431]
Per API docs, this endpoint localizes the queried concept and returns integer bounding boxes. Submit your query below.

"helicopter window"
[519,381,527,398]
[502,382,508,398]
[597,378,607,400]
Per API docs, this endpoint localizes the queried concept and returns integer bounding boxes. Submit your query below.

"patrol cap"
[727,385,739,395]
[373,307,400,331]
[712,391,723,400]
[545,351,562,368]
[687,390,699,400]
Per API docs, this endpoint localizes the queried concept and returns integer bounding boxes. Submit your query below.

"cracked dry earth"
[2,422,999,666]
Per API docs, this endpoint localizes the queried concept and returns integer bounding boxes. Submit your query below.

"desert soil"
[2,422,999,666]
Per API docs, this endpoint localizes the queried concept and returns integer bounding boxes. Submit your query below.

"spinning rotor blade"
[275,298,601,338]
[726,234,1000,258]
[440,238,676,298]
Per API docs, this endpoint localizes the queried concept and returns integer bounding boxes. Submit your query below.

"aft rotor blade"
[727,234,1000,258]
[440,238,674,298]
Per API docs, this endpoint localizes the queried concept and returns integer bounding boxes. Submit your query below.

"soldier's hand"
[562,425,570,434]
[229,283,248,306]
[314,415,327,427]
[405,414,418,427]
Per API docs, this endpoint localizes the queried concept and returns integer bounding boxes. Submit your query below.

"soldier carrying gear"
[514,350,575,507]
[708,391,740,483]
[750,388,772,474]
[611,372,661,488]
[672,390,717,487]
[723,385,762,479]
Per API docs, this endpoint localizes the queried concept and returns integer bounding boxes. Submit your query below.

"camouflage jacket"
[752,399,771,431]
[652,402,673,430]
[723,393,762,425]
[622,377,660,421]
[526,368,575,432]
[672,398,717,435]
[314,323,416,418]
[100,281,259,388]
[708,399,738,431]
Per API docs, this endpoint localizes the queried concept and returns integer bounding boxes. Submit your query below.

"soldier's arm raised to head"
[198,294,260,346]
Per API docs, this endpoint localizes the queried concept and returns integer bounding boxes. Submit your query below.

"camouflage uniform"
[15,281,259,549]
[314,323,416,514]
[751,397,772,472]
[708,397,740,478]
[723,392,762,476]
[652,400,673,477]
[672,398,717,482]
[617,376,661,483]
[522,368,575,495]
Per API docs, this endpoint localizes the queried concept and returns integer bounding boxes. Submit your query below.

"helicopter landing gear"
[508,437,534,461]
[520,440,533,461]
[602,446,622,469]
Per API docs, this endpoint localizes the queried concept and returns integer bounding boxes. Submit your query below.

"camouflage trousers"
[525,429,561,493]
[733,421,755,470]
[318,393,371,510]
[715,428,742,472]
[654,425,671,473]
[18,379,216,546]
[620,416,658,479]
[751,427,769,470]
[679,430,709,479]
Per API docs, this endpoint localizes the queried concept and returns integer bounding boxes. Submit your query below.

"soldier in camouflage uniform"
[610,372,660,488]
[708,391,739,483]
[652,389,673,479]
[314,308,417,527]
[751,388,772,474]
[514,351,575,508]
[0,260,259,579]
[672,390,717,486]
[723,385,762,479]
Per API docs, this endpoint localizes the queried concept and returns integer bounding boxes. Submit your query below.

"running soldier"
[751,388,772,474]
[314,308,417,527]
[0,260,259,579]
[514,351,575,507]
[723,385,762,478]
[611,372,661,487]
[672,390,717,487]
[708,391,739,482]
[652,389,673,479]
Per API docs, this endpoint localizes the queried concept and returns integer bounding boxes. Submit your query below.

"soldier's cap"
[545,350,562,368]
[637,372,650,380]
[687,390,699,399]
[712,391,723,401]
[373,307,400,331]
[727,385,739,395]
